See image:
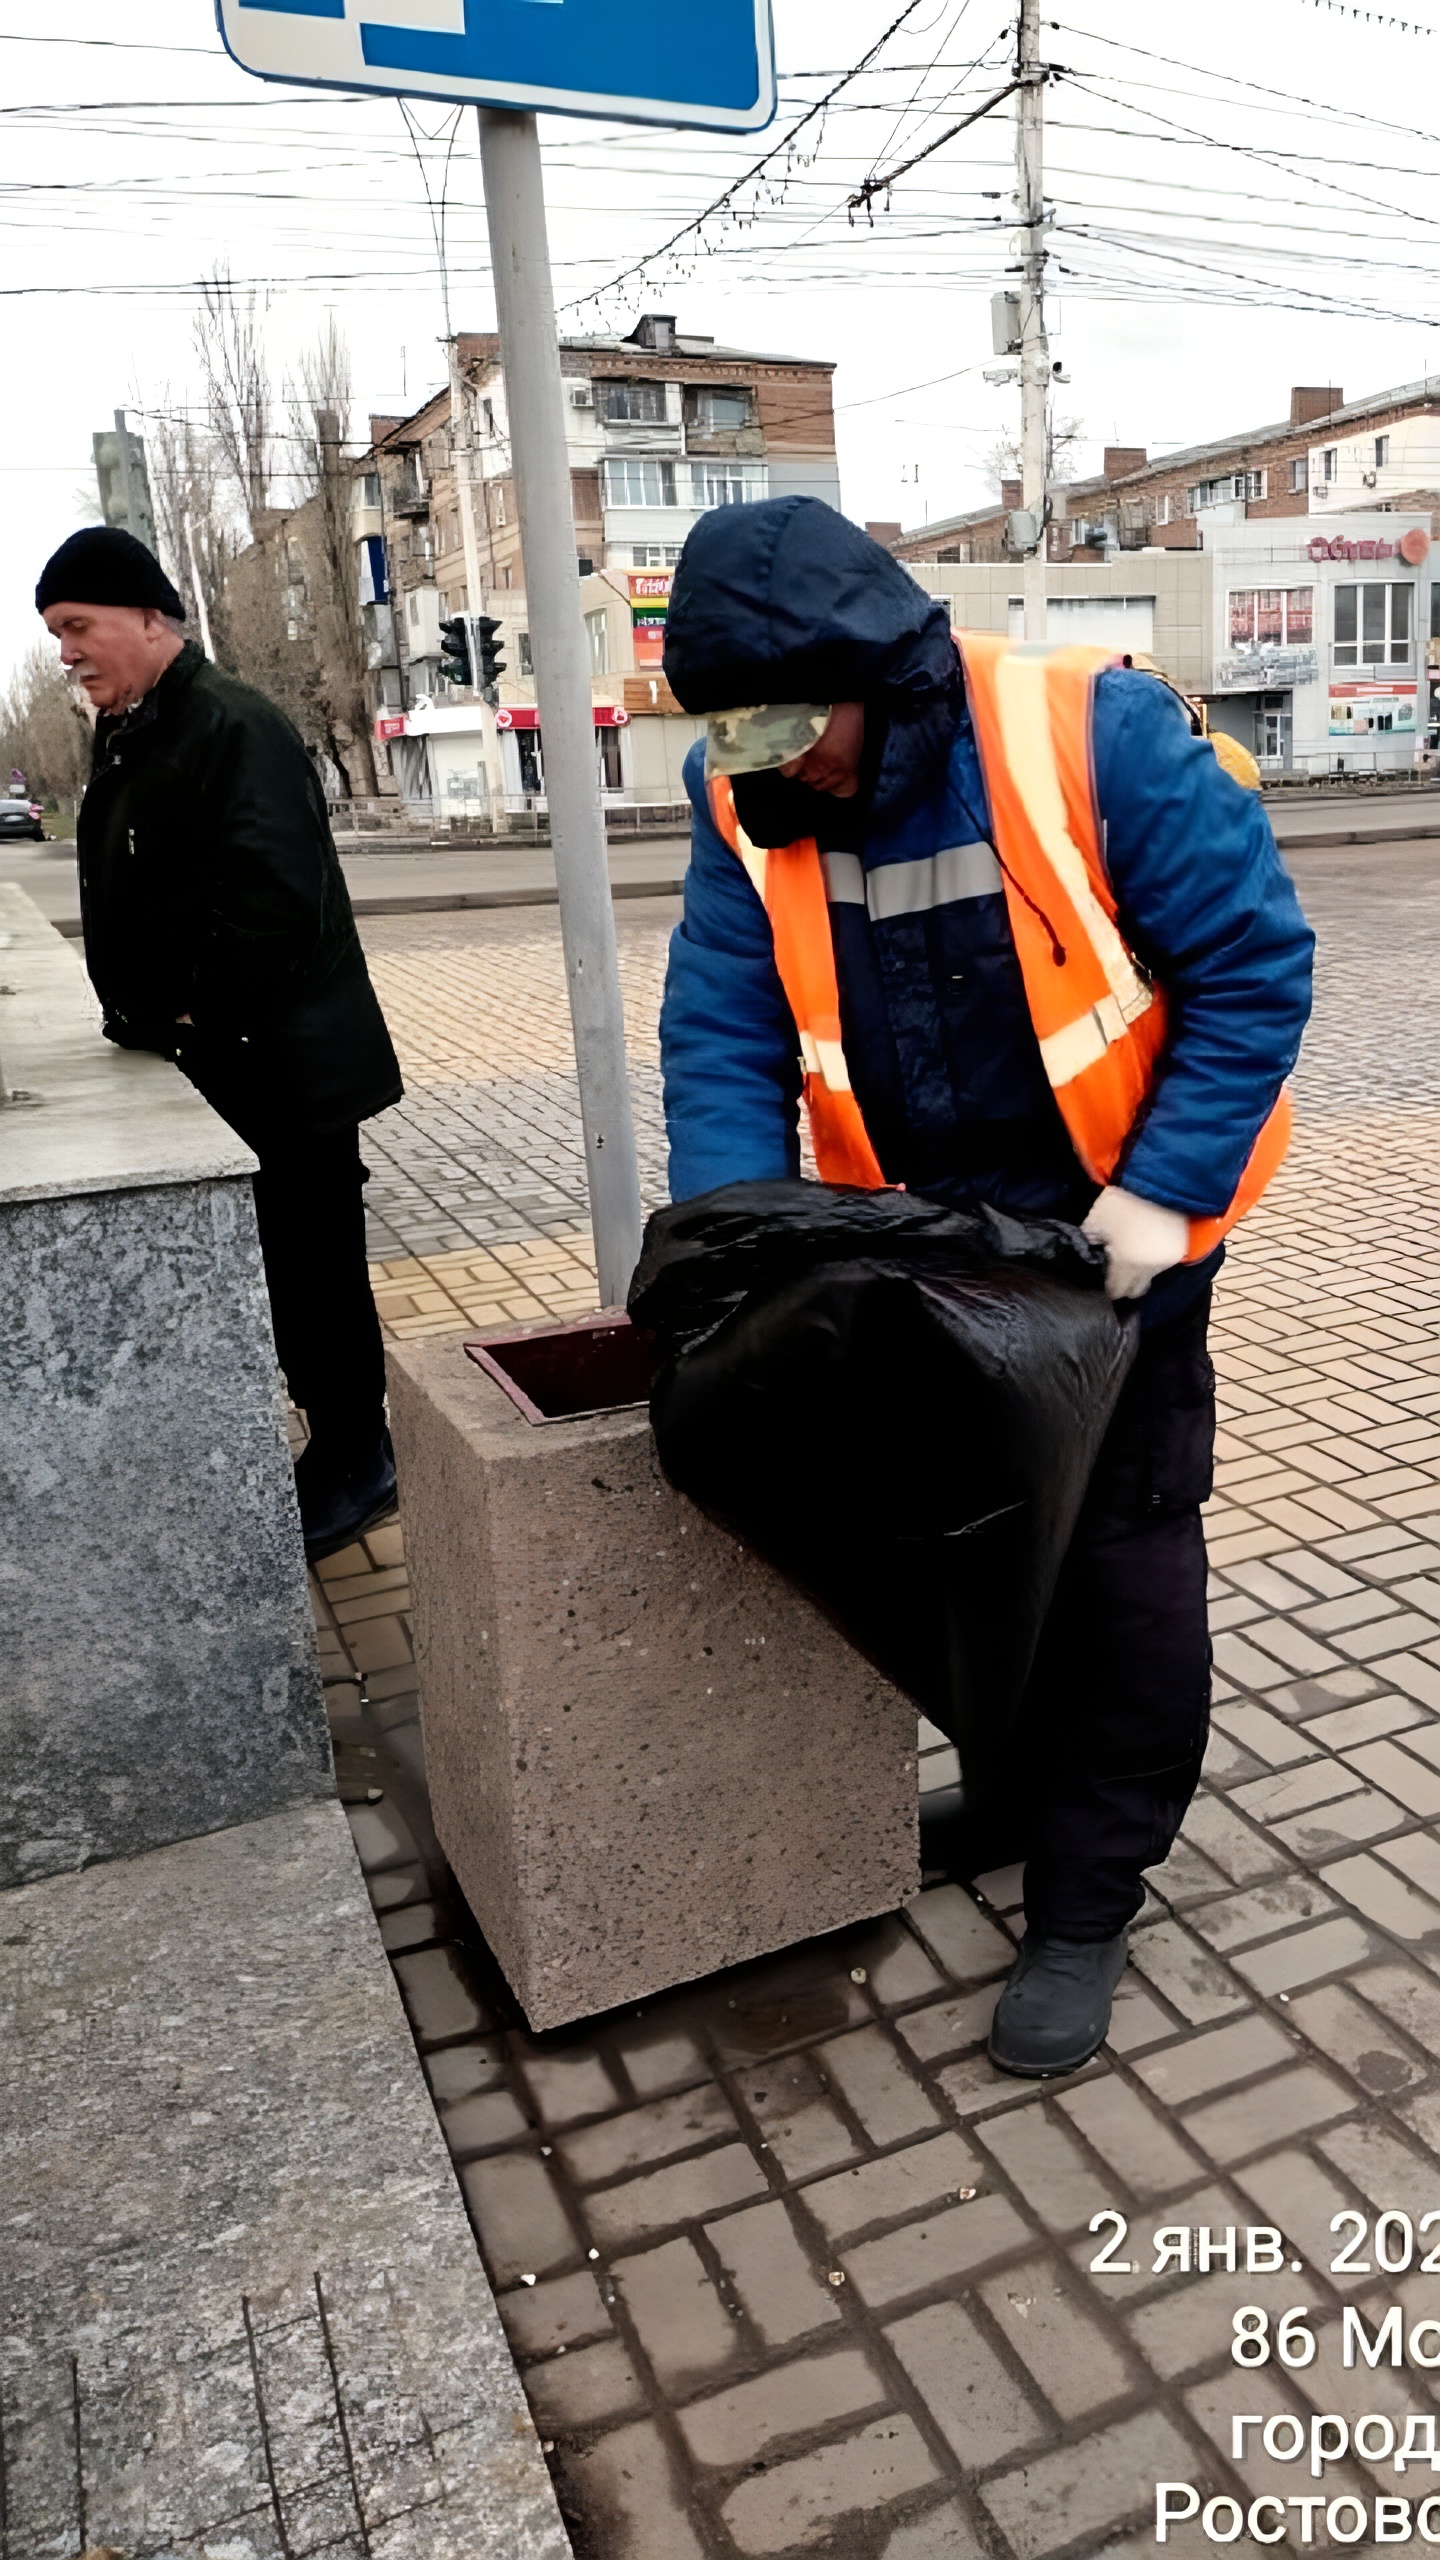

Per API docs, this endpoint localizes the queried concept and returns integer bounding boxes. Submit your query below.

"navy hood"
[664,497,961,841]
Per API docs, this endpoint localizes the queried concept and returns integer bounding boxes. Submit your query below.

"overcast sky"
[4,0,1439,684]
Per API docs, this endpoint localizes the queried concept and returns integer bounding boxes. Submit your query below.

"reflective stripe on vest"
[707,774,886,1190]
[707,643,1293,1256]
[956,633,1291,1260]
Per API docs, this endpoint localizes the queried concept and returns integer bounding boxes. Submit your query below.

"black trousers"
[1015,1285,1215,1942]
[248,1124,389,1468]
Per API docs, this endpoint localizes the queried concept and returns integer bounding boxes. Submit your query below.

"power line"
[848,75,1019,215]
[556,0,938,314]
[1300,0,1436,27]
[1062,73,1440,234]
[0,32,220,52]
[1046,20,1440,151]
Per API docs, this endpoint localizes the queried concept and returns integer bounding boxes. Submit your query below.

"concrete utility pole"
[447,336,486,620]
[1015,0,1049,642]
[476,107,643,1305]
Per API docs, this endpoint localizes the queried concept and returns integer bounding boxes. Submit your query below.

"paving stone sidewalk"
[357,900,677,1334]
[318,848,1440,2555]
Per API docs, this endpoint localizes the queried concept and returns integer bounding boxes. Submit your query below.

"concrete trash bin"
[387,1316,919,2030]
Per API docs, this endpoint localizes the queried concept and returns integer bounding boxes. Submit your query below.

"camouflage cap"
[704,703,832,777]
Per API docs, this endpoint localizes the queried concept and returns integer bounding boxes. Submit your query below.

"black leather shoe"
[987,1928,1129,2078]
[298,1428,398,1564]
[919,1784,1030,1885]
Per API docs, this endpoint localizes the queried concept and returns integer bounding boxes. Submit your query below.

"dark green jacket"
[78,643,401,1139]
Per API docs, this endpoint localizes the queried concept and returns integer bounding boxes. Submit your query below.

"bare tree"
[195,270,273,535]
[0,645,94,816]
[146,400,236,641]
[986,412,1086,492]
[284,318,377,795]
[176,301,374,796]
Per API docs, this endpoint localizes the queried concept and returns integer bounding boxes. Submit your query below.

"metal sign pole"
[476,106,644,1308]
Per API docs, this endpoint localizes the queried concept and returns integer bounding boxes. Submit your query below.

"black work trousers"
[1016,1284,1215,1942]
[248,1124,388,1469]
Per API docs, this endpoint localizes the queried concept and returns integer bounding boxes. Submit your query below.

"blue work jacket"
[659,670,1314,1321]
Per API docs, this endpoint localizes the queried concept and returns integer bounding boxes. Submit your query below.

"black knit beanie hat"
[36,527,184,620]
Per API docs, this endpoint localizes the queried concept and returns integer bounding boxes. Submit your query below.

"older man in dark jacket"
[38,526,402,1562]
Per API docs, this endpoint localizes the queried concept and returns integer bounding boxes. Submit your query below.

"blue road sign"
[215,0,776,132]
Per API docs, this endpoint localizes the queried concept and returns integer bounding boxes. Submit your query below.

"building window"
[631,542,683,565]
[694,387,752,430]
[1321,448,1337,482]
[690,462,767,508]
[1333,581,1413,666]
[598,379,668,424]
[1154,493,1171,526]
[603,457,678,507]
[1190,472,1255,511]
[585,609,609,675]
[1290,457,1307,493]
[482,397,495,436]
[1229,588,1313,649]
[1376,434,1390,468]
[494,486,506,526]
[362,472,381,508]
[597,726,623,789]
[518,630,534,676]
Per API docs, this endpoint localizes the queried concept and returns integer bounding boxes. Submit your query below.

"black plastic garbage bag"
[628,1180,1138,1791]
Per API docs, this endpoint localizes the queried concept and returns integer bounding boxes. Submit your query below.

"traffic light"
[474,614,506,704]
[439,615,472,688]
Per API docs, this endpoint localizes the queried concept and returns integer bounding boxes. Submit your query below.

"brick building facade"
[893,379,1440,569]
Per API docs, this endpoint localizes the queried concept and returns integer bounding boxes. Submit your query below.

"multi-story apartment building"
[880,375,1440,778]
[899,506,1435,778]
[894,378,1440,569]
[352,312,838,813]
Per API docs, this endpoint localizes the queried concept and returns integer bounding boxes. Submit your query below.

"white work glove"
[1081,1185,1190,1303]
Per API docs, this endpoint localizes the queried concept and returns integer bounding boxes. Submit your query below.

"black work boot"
[296,1427,398,1565]
[987,1928,1129,2078]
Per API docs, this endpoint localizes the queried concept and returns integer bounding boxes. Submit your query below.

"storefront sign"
[629,570,672,671]
[1309,529,1430,565]
[1328,681,1416,736]
[495,705,629,729]
[374,714,406,740]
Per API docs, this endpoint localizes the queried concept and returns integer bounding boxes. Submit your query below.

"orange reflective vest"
[706,633,1292,1262]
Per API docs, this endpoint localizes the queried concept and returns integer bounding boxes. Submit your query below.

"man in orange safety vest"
[658,499,1314,2076]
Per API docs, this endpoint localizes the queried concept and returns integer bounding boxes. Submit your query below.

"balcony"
[599,421,683,456]
[1215,647,1318,692]
[685,423,765,459]
[389,473,429,519]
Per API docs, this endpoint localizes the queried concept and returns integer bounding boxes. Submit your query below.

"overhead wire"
[554,0,944,314]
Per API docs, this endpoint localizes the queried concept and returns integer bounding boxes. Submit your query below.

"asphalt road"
[0,835,692,932]
[3,793,1435,937]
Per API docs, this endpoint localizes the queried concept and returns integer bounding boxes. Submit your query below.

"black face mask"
[730,703,894,850]
[730,766,866,851]
[729,684,963,852]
